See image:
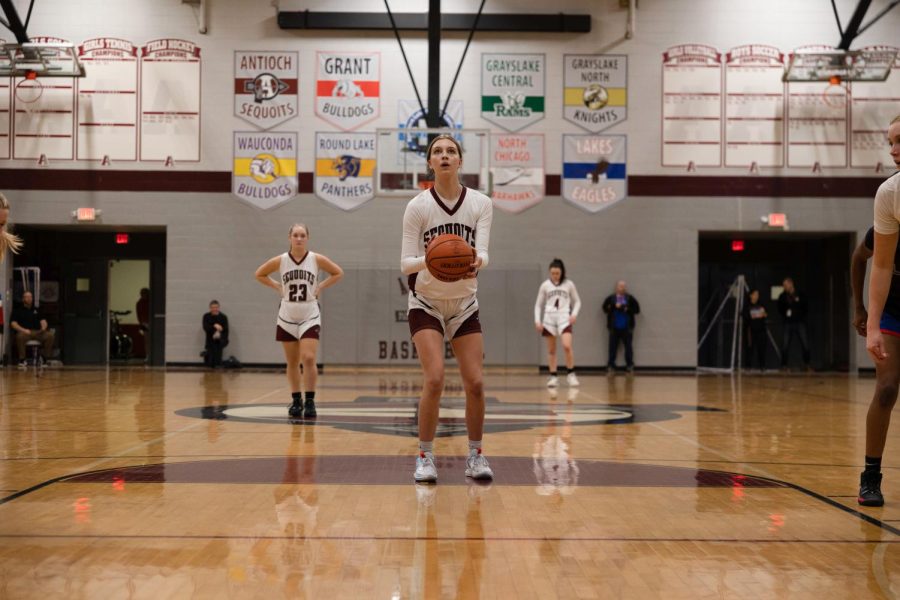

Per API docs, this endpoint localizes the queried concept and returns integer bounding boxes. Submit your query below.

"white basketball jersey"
[279,251,319,304]
[405,186,492,300]
[535,279,581,322]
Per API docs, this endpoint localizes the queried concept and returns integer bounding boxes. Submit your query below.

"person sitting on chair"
[202,300,229,368]
[10,290,54,366]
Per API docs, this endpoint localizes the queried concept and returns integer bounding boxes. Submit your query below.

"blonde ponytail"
[0,193,22,259]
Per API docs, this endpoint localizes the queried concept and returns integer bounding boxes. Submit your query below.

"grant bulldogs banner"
[490,134,545,213]
[234,51,298,130]
[563,55,627,133]
[314,132,376,211]
[316,52,380,131]
[562,134,627,213]
[481,53,545,132]
[232,132,298,210]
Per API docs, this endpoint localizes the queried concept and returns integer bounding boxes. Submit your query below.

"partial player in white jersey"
[534,258,582,388]
[255,223,343,419]
[860,114,900,507]
[400,134,494,484]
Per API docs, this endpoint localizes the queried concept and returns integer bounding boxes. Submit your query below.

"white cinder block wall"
[4,0,894,367]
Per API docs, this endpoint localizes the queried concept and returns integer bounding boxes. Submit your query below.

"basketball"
[425,234,475,282]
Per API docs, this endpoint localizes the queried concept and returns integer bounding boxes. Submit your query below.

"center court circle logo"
[176,397,721,437]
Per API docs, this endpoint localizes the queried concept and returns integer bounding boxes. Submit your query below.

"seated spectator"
[11,290,54,366]
[202,300,229,368]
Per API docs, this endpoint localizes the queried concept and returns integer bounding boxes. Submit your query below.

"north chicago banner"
[490,134,545,213]
[563,55,627,133]
[562,134,627,213]
[234,51,298,130]
[316,51,380,130]
[482,53,545,132]
[233,131,298,209]
[315,132,376,211]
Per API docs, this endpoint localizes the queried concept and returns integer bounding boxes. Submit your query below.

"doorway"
[698,232,854,371]
[11,227,166,365]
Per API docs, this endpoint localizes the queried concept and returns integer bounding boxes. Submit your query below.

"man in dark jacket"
[10,290,54,366]
[602,280,640,373]
[777,277,811,370]
[202,300,229,368]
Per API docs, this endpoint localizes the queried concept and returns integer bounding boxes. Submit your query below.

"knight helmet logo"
[244,73,290,103]
[332,155,361,181]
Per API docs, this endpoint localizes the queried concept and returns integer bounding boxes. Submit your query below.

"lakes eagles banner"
[315,132,376,211]
[562,134,627,213]
[233,132,298,209]
[481,53,545,132]
[234,51,298,130]
[316,51,380,131]
[490,134,545,213]
[563,54,627,133]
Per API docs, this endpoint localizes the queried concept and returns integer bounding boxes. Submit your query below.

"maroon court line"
[0,533,896,544]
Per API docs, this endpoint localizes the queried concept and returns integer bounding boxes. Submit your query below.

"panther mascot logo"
[332,155,361,181]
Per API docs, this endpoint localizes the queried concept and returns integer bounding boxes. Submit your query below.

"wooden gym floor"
[0,367,898,598]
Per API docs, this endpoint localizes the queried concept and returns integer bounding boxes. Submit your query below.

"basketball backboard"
[783,48,897,82]
[375,128,491,197]
[0,42,85,77]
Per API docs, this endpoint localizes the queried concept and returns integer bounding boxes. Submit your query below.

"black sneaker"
[288,402,303,418]
[858,471,884,507]
[303,398,317,419]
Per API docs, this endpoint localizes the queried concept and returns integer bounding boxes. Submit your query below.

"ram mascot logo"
[249,154,280,184]
[244,73,289,103]
[332,155,361,182]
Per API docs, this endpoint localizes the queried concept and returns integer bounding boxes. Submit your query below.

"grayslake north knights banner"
[481,53,545,132]
[489,134,545,214]
[314,132,376,211]
[562,134,627,213]
[232,132,298,209]
[563,54,627,133]
[234,51,298,130]
[316,51,380,131]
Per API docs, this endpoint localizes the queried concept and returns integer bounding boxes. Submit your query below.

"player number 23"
[288,284,307,302]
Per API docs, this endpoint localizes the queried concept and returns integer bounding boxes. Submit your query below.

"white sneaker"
[546,376,559,388]
[465,449,494,480]
[414,452,437,483]
[566,372,580,387]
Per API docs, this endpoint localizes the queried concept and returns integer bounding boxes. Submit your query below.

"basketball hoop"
[822,78,849,109]
[14,76,43,115]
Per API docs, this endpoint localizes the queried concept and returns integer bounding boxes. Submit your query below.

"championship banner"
[316,51,380,131]
[563,55,627,133]
[562,134,627,214]
[489,134,545,214]
[481,53,545,132]
[233,132,298,210]
[314,132,376,211]
[234,51,298,130]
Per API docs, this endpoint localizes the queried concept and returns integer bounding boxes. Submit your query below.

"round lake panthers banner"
[564,55,627,133]
[562,134,627,213]
[316,52,380,131]
[234,51,298,130]
[490,134,545,213]
[482,53,545,132]
[233,132,298,210]
[315,132,376,211]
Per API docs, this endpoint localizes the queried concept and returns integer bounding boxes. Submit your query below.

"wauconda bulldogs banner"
[316,52,380,130]
[233,132,298,210]
[481,53,545,132]
[563,55,627,133]
[234,51,298,130]
[562,134,627,213]
[314,132,376,211]
[490,134,545,213]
